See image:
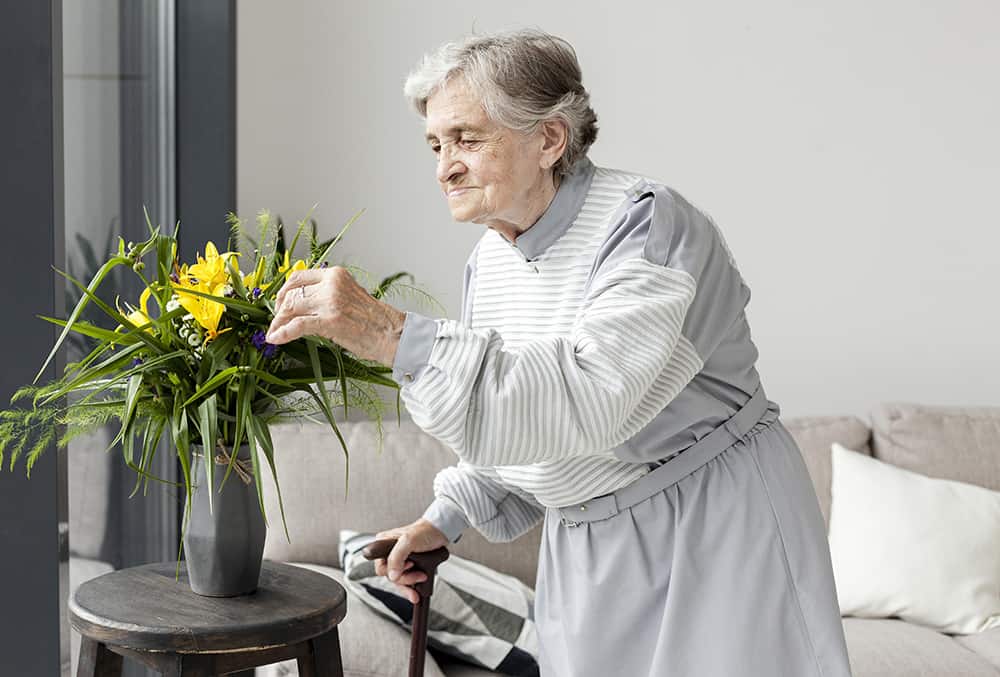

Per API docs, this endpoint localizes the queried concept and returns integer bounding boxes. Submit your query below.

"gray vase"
[182,445,267,597]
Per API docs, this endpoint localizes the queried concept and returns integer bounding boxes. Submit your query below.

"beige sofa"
[257,402,1000,677]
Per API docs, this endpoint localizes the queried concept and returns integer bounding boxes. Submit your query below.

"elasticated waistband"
[555,384,774,527]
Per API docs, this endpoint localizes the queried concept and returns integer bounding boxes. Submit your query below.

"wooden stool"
[69,560,346,676]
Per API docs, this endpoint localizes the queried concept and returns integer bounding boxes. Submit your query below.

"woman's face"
[424,77,549,229]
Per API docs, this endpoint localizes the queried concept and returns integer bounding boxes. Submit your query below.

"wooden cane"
[363,538,450,677]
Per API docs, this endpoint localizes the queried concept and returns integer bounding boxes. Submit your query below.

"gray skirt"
[534,386,853,677]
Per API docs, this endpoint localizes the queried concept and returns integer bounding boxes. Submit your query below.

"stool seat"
[69,560,346,676]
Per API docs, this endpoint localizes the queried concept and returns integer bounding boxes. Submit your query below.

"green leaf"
[114,373,143,454]
[39,342,142,405]
[221,375,251,490]
[172,396,193,572]
[244,409,268,530]
[197,394,218,516]
[371,271,413,301]
[129,417,155,498]
[287,204,318,266]
[249,414,288,542]
[307,339,334,423]
[43,346,189,408]
[202,329,240,376]
[38,316,137,346]
[36,256,132,382]
[332,344,349,418]
[312,207,364,267]
[300,342,351,494]
[171,285,268,320]
[226,256,248,299]
[142,417,167,496]
[55,266,169,354]
[181,366,244,408]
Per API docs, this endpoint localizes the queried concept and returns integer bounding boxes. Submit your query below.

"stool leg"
[300,626,344,677]
[77,637,122,677]
[158,653,215,676]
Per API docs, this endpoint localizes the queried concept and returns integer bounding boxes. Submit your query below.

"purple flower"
[251,329,279,358]
[251,287,262,298]
[131,357,143,368]
[320,261,329,269]
[169,271,179,283]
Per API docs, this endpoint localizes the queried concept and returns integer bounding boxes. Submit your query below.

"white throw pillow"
[828,442,1000,634]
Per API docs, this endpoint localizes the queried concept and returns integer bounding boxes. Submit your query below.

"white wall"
[237,0,999,419]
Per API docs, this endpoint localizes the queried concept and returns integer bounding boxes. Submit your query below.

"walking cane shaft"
[410,594,430,677]
[363,538,450,677]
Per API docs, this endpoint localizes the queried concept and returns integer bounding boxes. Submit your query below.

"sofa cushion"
[870,402,1000,491]
[432,650,507,677]
[254,562,450,677]
[954,627,1000,672]
[262,419,541,588]
[781,415,872,530]
[841,618,999,676]
[828,443,1000,634]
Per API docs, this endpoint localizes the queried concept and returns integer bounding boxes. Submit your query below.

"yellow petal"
[284,259,308,281]
[139,286,153,316]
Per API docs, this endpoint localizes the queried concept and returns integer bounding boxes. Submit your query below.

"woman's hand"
[265,266,406,365]
[372,518,450,604]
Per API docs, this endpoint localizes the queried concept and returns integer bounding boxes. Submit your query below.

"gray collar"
[512,156,596,261]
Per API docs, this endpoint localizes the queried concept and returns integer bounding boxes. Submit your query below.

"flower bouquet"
[0,208,427,595]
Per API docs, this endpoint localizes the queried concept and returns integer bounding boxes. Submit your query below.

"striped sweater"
[391,156,763,544]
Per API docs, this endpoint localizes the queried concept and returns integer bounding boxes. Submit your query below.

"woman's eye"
[460,139,481,149]
[430,145,440,155]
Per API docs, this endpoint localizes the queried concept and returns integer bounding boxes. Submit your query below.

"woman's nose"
[436,149,464,184]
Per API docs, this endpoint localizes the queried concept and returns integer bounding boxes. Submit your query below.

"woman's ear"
[538,118,568,170]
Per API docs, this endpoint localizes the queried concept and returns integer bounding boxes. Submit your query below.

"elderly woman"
[266,29,853,677]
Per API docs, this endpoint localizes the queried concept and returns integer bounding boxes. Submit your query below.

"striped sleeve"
[412,240,546,544]
[421,461,546,544]
[397,184,722,467]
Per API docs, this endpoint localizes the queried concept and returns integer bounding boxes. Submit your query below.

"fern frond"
[25,427,56,478]
[379,282,448,316]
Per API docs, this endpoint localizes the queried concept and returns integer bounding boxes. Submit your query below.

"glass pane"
[62,2,176,675]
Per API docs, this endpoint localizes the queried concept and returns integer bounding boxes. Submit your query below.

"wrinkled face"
[424,76,546,226]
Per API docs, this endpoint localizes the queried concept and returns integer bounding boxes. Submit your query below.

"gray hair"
[403,28,599,177]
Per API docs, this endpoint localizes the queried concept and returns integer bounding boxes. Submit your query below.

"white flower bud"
[166,299,180,312]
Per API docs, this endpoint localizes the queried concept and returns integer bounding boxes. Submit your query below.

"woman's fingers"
[266,313,321,345]
[274,269,325,310]
[392,569,427,586]
[374,557,416,577]
[386,534,414,581]
[372,556,426,605]
[395,583,421,605]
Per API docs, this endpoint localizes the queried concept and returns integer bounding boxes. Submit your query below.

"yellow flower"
[116,287,154,333]
[278,251,308,281]
[184,241,239,290]
[172,275,231,344]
